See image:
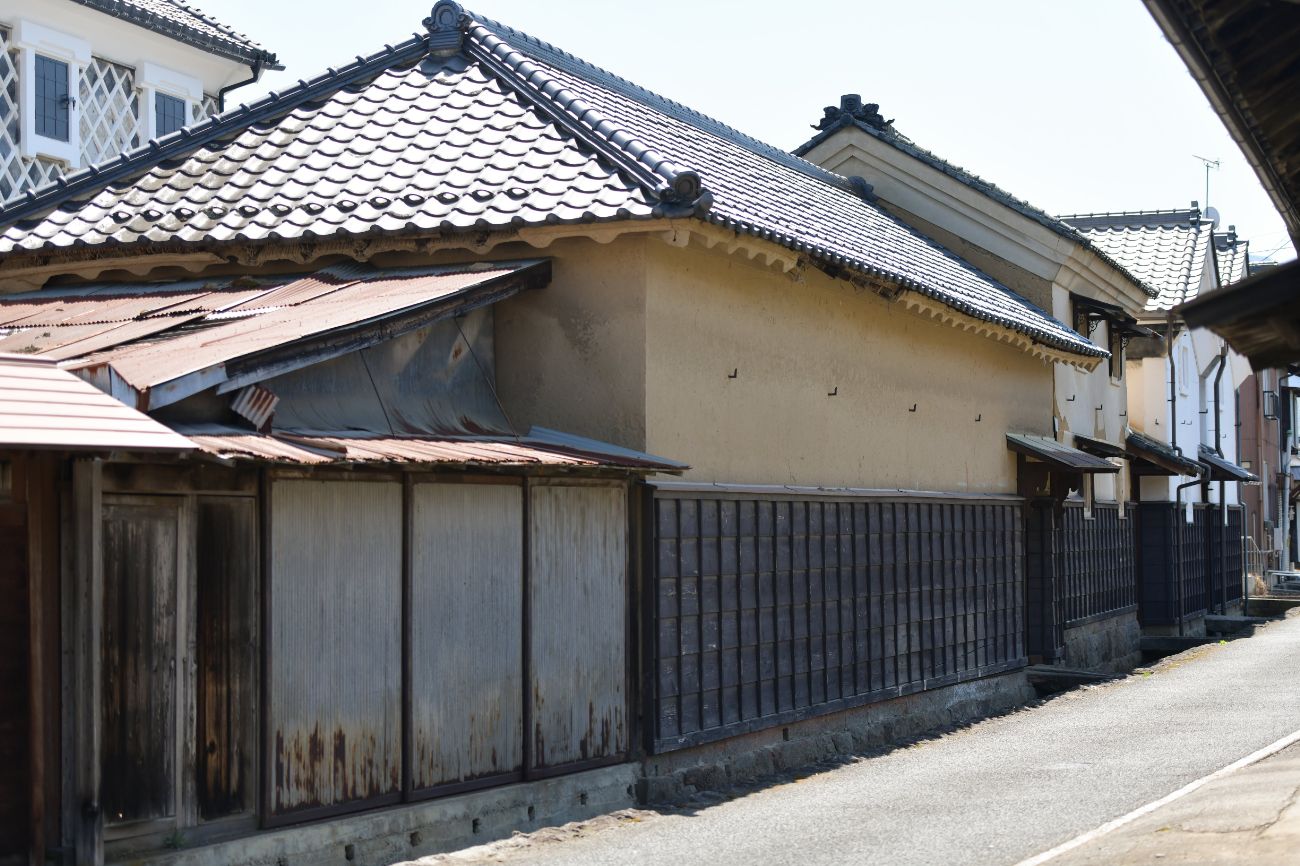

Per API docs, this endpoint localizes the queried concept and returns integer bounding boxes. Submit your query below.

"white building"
[1061,205,1255,508]
[0,0,277,201]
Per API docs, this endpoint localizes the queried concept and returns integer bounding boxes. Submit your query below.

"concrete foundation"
[107,765,638,866]
[108,674,1038,865]
[1063,612,1142,673]
[637,670,1035,804]
[1143,615,1207,638]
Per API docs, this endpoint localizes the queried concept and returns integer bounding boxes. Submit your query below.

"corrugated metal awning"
[1198,446,1259,483]
[173,425,683,473]
[1126,430,1203,476]
[1006,433,1119,473]
[0,353,193,452]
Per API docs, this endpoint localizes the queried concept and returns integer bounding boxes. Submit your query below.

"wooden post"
[71,458,103,866]
[26,456,49,866]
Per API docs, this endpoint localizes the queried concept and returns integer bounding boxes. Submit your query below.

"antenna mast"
[1193,154,1220,208]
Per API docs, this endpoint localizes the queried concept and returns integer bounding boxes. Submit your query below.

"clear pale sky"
[218,0,1296,263]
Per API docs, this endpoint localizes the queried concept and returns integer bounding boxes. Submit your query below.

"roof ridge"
[467,10,867,199]
[461,19,707,208]
[793,110,1158,299]
[0,34,430,229]
[165,0,265,50]
[1057,206,1205,222]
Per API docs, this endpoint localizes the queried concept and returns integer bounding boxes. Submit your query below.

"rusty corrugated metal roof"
[176,425,681,472]
[0,353,193,452]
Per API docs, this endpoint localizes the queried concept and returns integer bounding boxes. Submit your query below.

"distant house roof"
[1059,207,1214,312]
[69,0,279,68]
[1213,229,1249,286]
[0,259,551,411]
[0,352,192,451]
[0,3,1101,362]
[794,96,1155,299]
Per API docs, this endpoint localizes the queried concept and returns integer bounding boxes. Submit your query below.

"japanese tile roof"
[1213,230,1250,286]
[69,0,279,68]
[0,352,192,451]
[1126,429,1203,476]
[794,98,1156,300]
[0,3,1100,361]
[1198,444,1258,482]
[1058,208,1214,313]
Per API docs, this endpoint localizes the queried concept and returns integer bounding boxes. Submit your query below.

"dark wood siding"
[1060,503,1137,627]
[195,496,258,821]
[651,493,1025,753]
[1136,503,1243,625]
[0,503,28,858]
[101,497,180,825]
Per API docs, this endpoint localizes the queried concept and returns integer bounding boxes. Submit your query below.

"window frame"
[1108,321,1125,381]
[139,61,201,141]
[14,19,89,166]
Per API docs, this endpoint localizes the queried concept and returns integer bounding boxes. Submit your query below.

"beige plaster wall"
[641,240,1052,491]
[493,236,648,449]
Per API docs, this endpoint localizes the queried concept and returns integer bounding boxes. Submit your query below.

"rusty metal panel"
[195,496,258,820]
[101,497,180,825]
[410,482,523,790]
[529,484,628,767]
[0,354,193,452]
[269,480,402,816]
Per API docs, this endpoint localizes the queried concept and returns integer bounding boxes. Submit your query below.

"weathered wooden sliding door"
[529,483,629,770]
[101,496,185,834]
[99,491,260,844]
[267,479,403,822]
[409,481,523,796]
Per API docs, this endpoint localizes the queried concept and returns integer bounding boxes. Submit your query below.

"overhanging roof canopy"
[1179,259,1300,369]
[0,353,192,452]
[0,259,551,411]
[1069,294,1158,339]
[1198,445,1259,483]
[1007,433,1118,473]
[1073,433,1129,460]
[1126,430,1203,477]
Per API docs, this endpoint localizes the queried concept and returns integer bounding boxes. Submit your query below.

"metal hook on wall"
[727,368,738,379]
[828,386,838,397]
[909,404,918,412]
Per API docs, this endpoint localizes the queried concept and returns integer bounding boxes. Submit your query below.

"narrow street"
[412,613,1300,866]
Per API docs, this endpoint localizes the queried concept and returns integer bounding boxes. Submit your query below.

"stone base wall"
[1142,616,1207,638]
[1063,611,1142,673]
[638,670,1034,803]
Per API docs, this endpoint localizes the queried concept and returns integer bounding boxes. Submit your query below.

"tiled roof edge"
[67,0,280,68]
[796,114,1157,299]
[462,21,708,209]
[0,34,430,229]
[696,209,1106,359]
[1057,208,1205,228]
[469,13,868,201]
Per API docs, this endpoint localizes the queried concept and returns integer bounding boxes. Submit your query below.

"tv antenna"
[1193,154,1220,208]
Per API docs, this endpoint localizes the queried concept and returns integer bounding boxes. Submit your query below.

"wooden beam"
[71,458,103,866]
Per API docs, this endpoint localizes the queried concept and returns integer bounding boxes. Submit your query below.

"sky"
[218,0,1295,264]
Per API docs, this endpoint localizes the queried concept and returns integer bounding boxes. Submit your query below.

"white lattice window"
[80,56,142,166]
[192,93,219,125]
[0,27,63,201]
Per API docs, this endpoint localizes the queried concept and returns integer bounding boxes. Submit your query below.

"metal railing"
[1245,535,1281,578]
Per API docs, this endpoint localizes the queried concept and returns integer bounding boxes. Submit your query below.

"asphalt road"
[418,613,1300,866]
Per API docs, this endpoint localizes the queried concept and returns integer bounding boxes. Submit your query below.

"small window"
[1108,324,1124,380]
[154,92,187,137]
[1082,475,1095,520]
[1073,301,1090,337]
[34,54,71,142]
